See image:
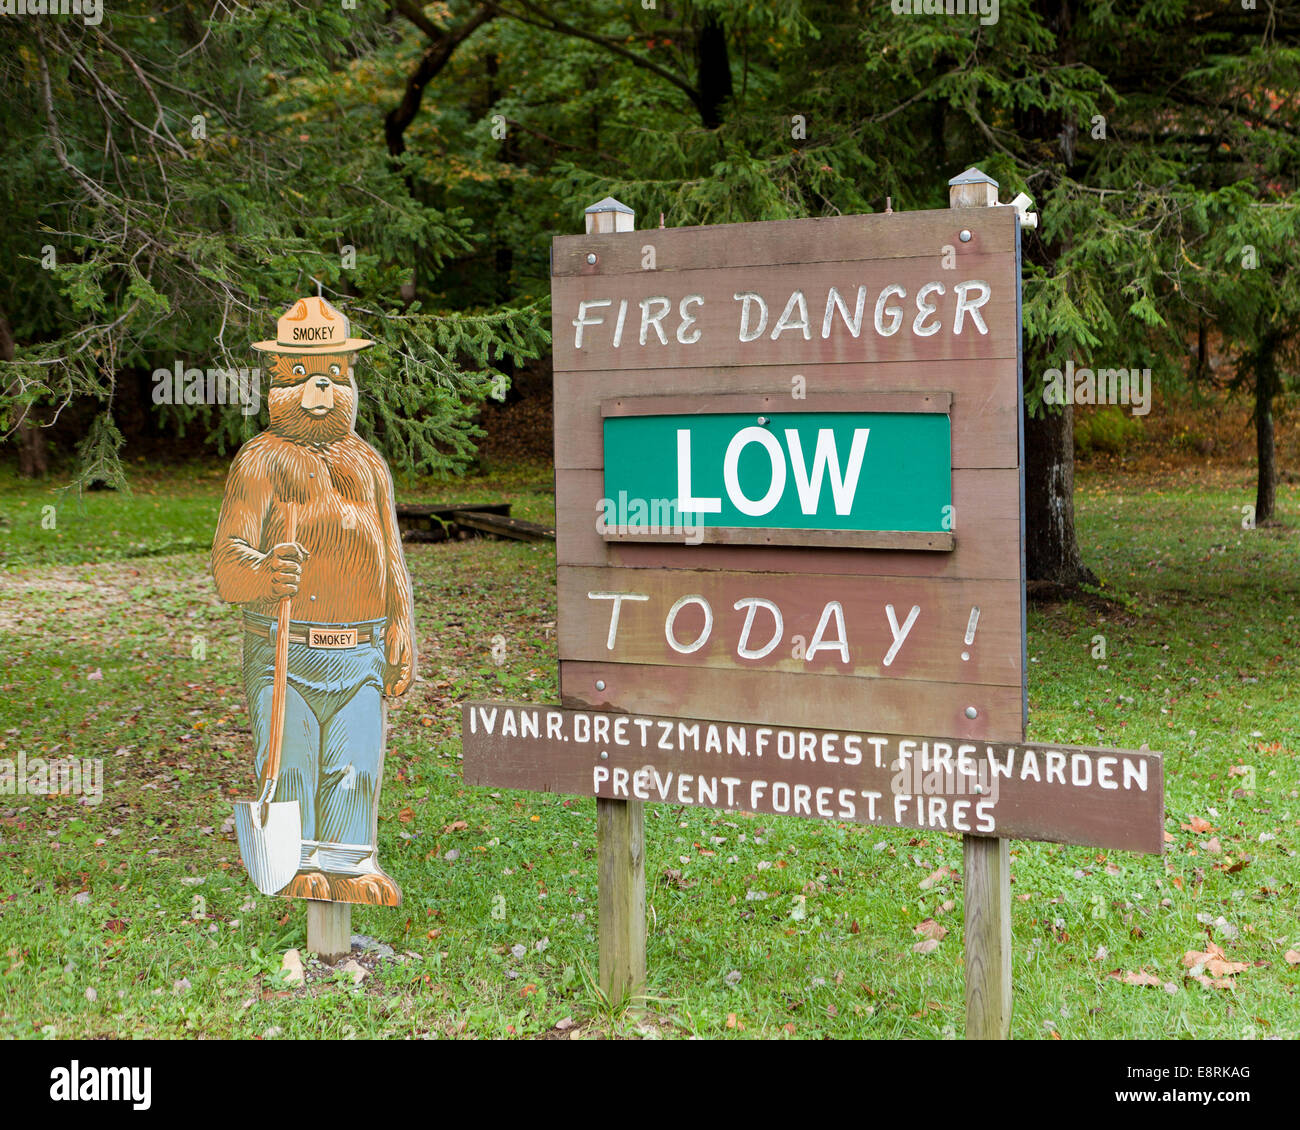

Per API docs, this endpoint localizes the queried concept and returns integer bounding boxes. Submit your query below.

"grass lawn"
[0,459,1297,1039]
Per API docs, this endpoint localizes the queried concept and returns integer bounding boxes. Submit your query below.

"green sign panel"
[602,411,952,532]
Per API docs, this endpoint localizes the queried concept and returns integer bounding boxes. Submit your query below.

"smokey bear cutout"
[212,296,415,906]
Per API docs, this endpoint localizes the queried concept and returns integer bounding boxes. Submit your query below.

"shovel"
[235,500,303,896]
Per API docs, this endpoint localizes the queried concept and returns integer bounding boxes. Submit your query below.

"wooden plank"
[553,255,1019,373]
[396,502,512,519]
[556,360,1018,470]
[460,702,1166,854]
[964,836,1012,1039]
[561,504,1024,585]
[451,510,556,543]
[552,207,1018,277]
[602,527,955,551]
[401,527,450,544]
[556,565,1022,688]
[559,661,1025,742]
[600,390,953,416]
[597,797,646,1003]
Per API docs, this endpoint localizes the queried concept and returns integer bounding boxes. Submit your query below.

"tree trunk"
[1254,338,1279,524]
[0,308,48,478]
[1016,0,1093,586]
[384,5,496,308]
[17,421,49,479]
[695,13,732,129]
[1024,400,1097,586]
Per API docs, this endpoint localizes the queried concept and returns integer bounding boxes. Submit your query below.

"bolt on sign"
[461,193,1164,1032]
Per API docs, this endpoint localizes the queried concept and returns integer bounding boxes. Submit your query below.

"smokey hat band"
[252,296,374,354]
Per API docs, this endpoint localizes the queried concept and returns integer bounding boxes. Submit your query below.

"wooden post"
[582,195,646,1005]
[597,796,646,1002]
[307,900,351,964]
[949,166,1014,1040]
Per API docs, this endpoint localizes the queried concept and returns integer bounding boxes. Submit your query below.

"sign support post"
[583,197,647,1005]
[307,900,351,964]
[950,167,1014,1040]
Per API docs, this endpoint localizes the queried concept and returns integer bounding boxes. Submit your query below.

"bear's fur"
[211,352,414,678]
[211,349,414,907]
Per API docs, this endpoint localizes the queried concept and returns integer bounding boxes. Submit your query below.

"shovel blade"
[234,799,302,896]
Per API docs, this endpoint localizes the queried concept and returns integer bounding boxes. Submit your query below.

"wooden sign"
[463,702,1164,855]
[553,206,1024,743]
[463,180,1166,1037]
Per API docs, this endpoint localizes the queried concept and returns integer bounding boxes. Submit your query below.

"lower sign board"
[461,702,1164,854]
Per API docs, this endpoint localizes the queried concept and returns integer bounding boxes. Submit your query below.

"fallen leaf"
[1183,941,1249,977]
[1181,816,1215,834]
[914,918,948,941]
[397,807,415,824]
[441,820,468,834]
[919,866,953,890]
[1203,837,1222,854]
[1118,970,1162,987]
[1187,972,1234,990]
[1283,950,1300,966]
[912,938,941,955]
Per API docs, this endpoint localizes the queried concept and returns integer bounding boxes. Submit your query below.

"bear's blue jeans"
[243,613,386,850]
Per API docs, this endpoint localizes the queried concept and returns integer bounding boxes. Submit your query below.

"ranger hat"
[252,296,374,354]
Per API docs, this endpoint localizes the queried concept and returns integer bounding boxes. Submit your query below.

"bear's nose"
[314,377,330,389]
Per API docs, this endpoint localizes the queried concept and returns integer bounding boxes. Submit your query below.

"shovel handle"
[259,500,297,809]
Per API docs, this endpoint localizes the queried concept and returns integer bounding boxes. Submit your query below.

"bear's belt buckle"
[308,627,358,649]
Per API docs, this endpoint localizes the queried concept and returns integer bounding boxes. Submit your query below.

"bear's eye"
[291,363,306,377]
[328,364,341,378]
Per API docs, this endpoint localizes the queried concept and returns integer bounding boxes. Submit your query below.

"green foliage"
[0,1,545,478]
[2,0,1297,483]
[1074,406,1144,457]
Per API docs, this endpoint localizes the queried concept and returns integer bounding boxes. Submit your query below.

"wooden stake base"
[306,900,352,964]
